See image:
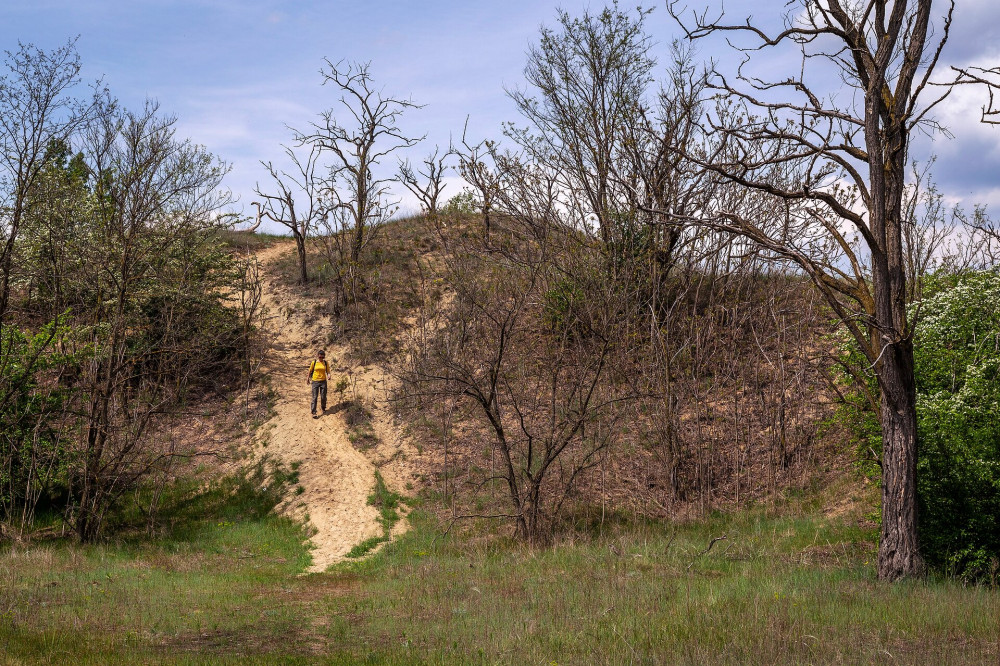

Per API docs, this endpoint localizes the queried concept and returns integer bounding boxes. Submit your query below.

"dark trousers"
[311,380,327,414]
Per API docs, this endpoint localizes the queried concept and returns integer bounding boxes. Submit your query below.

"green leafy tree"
[912,272,1000,581]
[0,322,77,534]
[65,101,234,541]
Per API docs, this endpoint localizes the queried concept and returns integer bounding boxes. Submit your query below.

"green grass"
[2,496,997,664]
[0,461,313,663]
[345,472,408,559]
[344,535,387,559]
[368,471,405,534]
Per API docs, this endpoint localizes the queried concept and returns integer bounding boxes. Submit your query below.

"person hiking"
[307,350,329,418]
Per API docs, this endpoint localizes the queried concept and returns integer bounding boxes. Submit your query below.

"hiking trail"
[252,243,413,572]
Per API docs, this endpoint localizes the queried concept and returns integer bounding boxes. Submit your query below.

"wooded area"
[0,41,267,542]
[3,0,1000,588]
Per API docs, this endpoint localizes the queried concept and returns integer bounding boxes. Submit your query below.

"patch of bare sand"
[252,243,415,572]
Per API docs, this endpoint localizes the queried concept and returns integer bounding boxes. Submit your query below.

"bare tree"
[400,218,633,541]
[313,205,370,314]
[491,149,564,241]
[301,60,422,264]
[253,142,325,284]
[507,2,655,243]
[665,0,1000,580]
[621,42,712,279]
[235,250,266,417]
[398,145,451,217]
[455,124,502,241]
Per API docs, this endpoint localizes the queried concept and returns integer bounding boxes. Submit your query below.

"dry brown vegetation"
[272,211,852,543]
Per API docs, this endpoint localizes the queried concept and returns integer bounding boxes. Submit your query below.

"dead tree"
[665,0,1000,581]
[398,145,451,217]
[244,202,264,232]
[953,65,1000,124]
[253,142,325,284]
[456,125,502,241]
[301,60,422,264]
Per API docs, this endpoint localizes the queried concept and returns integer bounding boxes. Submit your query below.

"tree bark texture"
[877,340,923,580]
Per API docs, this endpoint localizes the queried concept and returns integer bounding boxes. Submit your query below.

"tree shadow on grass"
[107,455,302,546]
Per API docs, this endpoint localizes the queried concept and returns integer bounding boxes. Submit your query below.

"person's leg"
[319,381,327,412]
[311,381,319,414]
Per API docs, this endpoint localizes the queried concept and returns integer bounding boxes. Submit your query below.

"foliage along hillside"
[269,212,857,544]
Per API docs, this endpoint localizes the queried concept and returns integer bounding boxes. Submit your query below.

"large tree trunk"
[866,64,924,578]
[877,339,924,580]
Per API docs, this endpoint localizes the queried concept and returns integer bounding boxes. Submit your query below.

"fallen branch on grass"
[687,534,728,570]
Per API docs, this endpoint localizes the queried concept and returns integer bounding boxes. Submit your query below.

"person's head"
[317,350,326,361]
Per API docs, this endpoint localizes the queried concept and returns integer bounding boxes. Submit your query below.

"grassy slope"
[2,492,997,664]
[3,222,996,663]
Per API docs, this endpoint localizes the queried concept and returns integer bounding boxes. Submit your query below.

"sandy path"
[253,243,410,572]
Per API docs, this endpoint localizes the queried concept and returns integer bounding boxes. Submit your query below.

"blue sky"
[4,1,1000,232]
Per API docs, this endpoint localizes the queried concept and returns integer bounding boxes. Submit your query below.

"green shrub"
[543,276,587,334]
[441,188,477,215]
[0,321,79,528]
[606,211,652,276]
[912,271,1000,581]
[835,271,1000,582]
[345,472,407,558]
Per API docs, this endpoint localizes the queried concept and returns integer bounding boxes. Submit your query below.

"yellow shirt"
[309,359,329,382]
